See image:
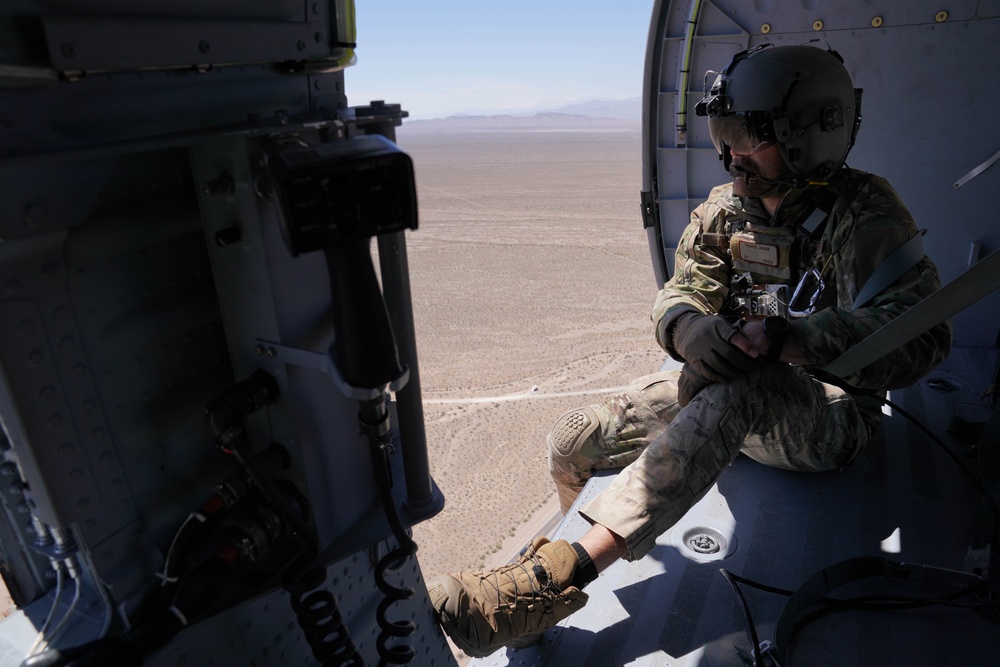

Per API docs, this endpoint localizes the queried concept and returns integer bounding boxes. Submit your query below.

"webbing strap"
[823,248,1000,378]
[851,229,926,310]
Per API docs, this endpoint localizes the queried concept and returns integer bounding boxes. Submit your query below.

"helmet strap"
[756,181,793,198]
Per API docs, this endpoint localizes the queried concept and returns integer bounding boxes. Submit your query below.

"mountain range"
[542,96,640,121]
[401,96,641,132]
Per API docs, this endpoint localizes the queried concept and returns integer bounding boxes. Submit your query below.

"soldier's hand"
[677,365,710,407]
[730,318,769,357]
[671,313,760,382]
[730,317,808,365]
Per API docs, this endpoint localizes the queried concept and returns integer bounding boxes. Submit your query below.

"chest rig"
[701,194,836,320]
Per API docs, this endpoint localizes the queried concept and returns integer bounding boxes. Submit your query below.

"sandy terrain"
[393,123,666,578]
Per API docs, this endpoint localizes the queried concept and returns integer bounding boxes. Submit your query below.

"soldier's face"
[729,142,791,198]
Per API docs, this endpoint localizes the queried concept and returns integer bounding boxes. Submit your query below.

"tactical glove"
[677,365,710,408]
[671,312,758,383]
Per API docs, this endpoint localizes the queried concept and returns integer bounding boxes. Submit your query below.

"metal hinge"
[640,189,659,229]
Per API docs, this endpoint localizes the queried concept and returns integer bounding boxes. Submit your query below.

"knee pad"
[548,407,601,462]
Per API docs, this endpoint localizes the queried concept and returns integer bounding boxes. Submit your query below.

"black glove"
[677,365,710,408]
[671,312,759,383]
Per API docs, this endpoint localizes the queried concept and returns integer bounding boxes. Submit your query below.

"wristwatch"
[762,316,790,361]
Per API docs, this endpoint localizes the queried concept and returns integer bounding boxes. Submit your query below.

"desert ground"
[393,119,668,579]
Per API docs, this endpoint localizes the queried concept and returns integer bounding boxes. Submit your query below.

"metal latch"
[640,189,659,229]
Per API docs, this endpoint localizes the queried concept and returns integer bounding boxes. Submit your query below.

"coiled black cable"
[281,391,420,667]
[285,553,364,666]
[373,544,416,665]
[360,395,418,666]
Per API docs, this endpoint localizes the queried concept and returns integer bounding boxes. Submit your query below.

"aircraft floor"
[468,345,1000,666]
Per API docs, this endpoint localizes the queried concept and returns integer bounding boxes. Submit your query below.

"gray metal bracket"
[254,339,409,401]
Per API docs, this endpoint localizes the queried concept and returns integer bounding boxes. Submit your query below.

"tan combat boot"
[427,536,589,658]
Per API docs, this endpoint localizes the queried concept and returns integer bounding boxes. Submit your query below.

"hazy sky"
[346,1,654,119]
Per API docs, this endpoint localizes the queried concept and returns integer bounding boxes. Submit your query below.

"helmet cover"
[695,43,862,185]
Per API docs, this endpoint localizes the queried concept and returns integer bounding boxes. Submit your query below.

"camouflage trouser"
[547,363,874,561]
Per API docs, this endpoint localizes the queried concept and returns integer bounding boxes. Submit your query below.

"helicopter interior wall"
[651,1,1000,347]
[3,0,306,22]
[839,17,1000,347]
[0,2,457,663]
[0,133,449,656]
[0,147,234,597]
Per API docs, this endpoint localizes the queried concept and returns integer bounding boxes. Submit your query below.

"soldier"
[427,43,952,658]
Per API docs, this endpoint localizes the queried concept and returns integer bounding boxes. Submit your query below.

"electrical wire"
[719,390,1000,664]
[814,588,1000,611]
[882,395,1000,519]
[25,563,64,658]
[723,570,794,597]
[94,578,113,638]
[360,394,418,666]
[159,511,206,586]
[720,568,764,665]
[722,565,1000,610]
[66,533,116,640]
[37,572,82,654]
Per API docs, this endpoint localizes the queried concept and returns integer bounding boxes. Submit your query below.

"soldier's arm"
[651,193,733,358]
[788,175,952,389]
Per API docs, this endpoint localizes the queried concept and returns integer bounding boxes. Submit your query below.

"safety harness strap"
[823,247,1000,378]
[851,229,927,310]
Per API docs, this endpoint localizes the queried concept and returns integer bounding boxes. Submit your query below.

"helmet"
[695,43,862,186]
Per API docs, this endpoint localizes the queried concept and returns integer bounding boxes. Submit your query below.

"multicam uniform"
[548,168,952,561]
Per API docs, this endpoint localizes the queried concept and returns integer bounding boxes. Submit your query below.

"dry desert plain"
[394,116,670,579]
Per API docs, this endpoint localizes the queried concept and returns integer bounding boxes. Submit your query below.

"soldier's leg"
[581,363,872,560]
[429,364,872,657]
[548,370,683,513]
[739,371,873,471]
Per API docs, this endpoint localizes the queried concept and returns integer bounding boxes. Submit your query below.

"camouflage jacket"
[652,168,952,401]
